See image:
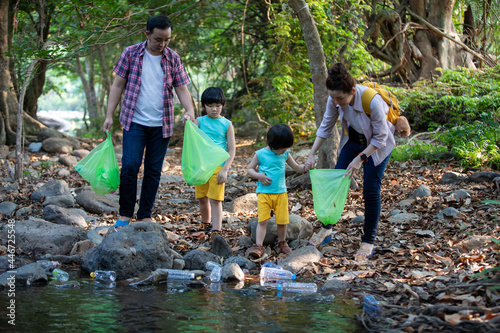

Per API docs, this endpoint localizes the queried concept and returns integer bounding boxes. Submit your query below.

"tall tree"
[0,0,18,145]
[288,0,339,169]
[363,0,495,82]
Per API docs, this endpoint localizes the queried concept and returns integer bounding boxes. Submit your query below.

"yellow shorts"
[258,192,289,225]
[195,166,225,201]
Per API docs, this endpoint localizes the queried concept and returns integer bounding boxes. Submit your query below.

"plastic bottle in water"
[363,295,381,316]
[156,269,195,280]
[262,262,282,270]
[205,261,222,282]
[276,282,317,293]
[260,267,296,281]
[90,270,117,282]
[37,260,59,273]
[52,268,69,281]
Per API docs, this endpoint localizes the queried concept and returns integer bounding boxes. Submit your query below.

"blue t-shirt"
[198,116,231,166]
[255,148,289,194]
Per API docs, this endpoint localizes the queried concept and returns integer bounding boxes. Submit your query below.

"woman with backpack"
[304,62,396,262]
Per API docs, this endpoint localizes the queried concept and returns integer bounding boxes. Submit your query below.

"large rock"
[0,201,17,216]
[0,218,86,255]
[75,189,119,214]
[31,180,71,202]
[226,193,258,213]
[183,249,220,270]
[0,263,48,289]
[277,246,322,274]
[469,171,500,183]
[439,172,468,184]
[247,213,313,245]
[42,194,76,208]
[81,222,178,280]
[42,205,87,228]
[37,128,64,141]
[42,138,74,154]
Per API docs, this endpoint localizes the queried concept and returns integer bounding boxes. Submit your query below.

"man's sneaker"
[245,244,265,258]
[275,240,291,255]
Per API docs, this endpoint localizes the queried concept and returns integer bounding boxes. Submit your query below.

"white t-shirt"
[132,50,164,127]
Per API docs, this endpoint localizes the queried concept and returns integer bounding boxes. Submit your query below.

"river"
[0,271,362,332]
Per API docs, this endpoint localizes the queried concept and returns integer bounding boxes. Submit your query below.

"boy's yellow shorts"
[258,192,289,225]
[195,166,225,201]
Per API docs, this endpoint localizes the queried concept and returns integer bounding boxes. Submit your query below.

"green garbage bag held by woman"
[74,131,120,196]
[181,119,230,186]
[309,169,350,225]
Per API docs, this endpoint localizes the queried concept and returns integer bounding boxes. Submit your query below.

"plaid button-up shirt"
[114,41,190,138]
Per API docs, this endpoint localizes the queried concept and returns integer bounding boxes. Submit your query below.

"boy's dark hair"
[147,15,173,33]
[201,87,226,107]
[267,124,294,150]
[326,62,356,93]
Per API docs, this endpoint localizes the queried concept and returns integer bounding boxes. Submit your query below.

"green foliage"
[399,66,500,130]
[391,141,448,162]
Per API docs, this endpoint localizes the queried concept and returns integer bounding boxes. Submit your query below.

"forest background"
[0,0,499,175]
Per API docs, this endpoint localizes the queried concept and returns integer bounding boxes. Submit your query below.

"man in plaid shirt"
[102,15,195,230]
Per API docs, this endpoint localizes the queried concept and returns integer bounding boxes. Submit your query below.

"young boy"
[246,124,306,258]
[194,87,236,238]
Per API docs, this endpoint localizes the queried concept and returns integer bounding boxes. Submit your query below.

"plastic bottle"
[206,262,223,282]
[260,267,296,281]
[363,295,381,317]
[37,260,59,273]
[262,262,282,270]
[52,268,69,281]
[156,269,195,280]
[90,270,117,282]
[276,282,317,293]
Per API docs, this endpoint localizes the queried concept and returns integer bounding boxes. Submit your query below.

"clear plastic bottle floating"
[363,295,381,316]
[260,267,296,281]
[156,269,195,280]
[52,268,69,281]
[90,270,117,282]
[205,261,222,282]
[276,282,317,293]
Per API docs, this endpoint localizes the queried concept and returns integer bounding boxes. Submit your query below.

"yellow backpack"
[361,81,411,136]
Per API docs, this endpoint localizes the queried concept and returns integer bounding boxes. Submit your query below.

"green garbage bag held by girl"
[309,169,350,225]
[181,119,230,186]
[74,131,120,196]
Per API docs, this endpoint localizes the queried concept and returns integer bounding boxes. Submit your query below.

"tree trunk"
[288,0,339,169]
[0,0,18,145]
[22,1,53,119]
[364,0,476,82]
[74,55,101,125]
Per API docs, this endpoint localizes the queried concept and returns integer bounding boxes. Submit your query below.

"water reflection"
[0,279,360,332]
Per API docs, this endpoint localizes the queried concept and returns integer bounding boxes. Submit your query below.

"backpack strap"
[361,87,377,116]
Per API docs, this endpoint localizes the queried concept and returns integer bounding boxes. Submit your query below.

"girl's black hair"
[201,87,226,107]
[146,15,173,33]
[326,62,356,93]
[267,124,294,150]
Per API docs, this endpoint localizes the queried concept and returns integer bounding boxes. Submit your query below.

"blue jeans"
[120,122,170,220]
[323,138,390,244]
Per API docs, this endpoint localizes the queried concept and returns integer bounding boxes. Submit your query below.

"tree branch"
[405,7,488,63]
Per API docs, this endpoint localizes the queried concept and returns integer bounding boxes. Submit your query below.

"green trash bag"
[74,131,120,196]
[310,169,351,225]
[181,119,230,186]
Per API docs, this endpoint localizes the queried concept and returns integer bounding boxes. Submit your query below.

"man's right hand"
[102,117,113,132]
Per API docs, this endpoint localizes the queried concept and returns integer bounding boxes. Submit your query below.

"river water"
[1,272,362,332]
